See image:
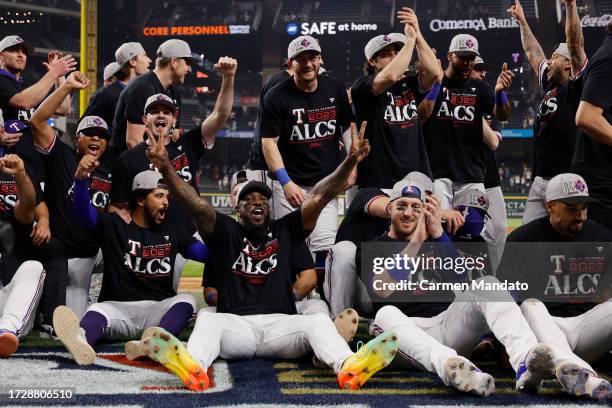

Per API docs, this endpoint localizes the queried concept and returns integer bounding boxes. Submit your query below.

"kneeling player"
[53,166,209,365]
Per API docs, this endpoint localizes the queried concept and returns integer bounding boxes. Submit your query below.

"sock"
[80,311,107,346]
[159,302,194,336]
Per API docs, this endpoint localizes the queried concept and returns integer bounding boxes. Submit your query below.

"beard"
[242,214,270,236]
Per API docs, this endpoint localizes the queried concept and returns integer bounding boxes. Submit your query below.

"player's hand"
[348,121,370,163]
[283,181,305,208]
[411,211,430,244]
[495,63,515,93]
[423,194,444,239]
[31,219,51,246]
[507,0,526,22]
[0,154,25,175]
[0,129,22,148]
[44,53,77,78]
[441,209,465,235]
[74,154,99,180]
[397,7,420,36]
[65,71,90,90]
[213,56,238,76]
[145,127,171,172]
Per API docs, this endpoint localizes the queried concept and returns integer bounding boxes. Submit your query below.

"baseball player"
[508,0,587,224]
[52,169,209,366]
[351,8,438,190]
[102,61,120,86]
[573,22,612,230]
[501,173,612,401]
[0,153,45,357]
[30,72,113,320]
[261,35,354,281]
[112,39,200,152]
[82,42,151,138]
[141,121,400,392]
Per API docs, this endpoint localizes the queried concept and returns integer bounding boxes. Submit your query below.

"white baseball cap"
[364,33,407,60]
[132,170,167,191]
[452,188,491,217]
[448,34,480,57]
[76,116,109,137]
[103,62,121,81]
[144,93,177,115]
[546,173,596,204]
[552,43,571,60]
[115,42,146,66]
[156,39,200,62]
[402,171,434,194]
[287,35,321,60]
[0,35,32,54]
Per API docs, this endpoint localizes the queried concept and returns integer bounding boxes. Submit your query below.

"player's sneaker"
[144,327,209,392]
[334,308,359,342]
[38,324,58,340]
[515,343,556,393]
[124,326,158,360]
[443,356,495,396]
[555,361,612,401]
[337,331,398,390]
[53,306,96,365]
[0,329,18,357]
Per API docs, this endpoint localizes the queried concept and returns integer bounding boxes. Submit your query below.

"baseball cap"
[144,93,177,115]
[132,170,167,191]
[156,39,201,62]
[115,42,146,66]
[474,56,493,71]
[552,43,571,61]
[4,119,27,134]
[0,35,32,54]
[364,33,407,60]
[287,35,321,60]
[76,116,109,138]
[103,61,121,81]
[448,34,480,57]
[453,189,490,217]
[237,180,272,202]
[389,179,427,202]
[545,173,596,204]
[403,171,434,194]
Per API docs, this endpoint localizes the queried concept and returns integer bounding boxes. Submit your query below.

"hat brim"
[452,50,480,57]
[77,126,110,139]
[555,196,597,205]
[238,182,272,201]
[474,62,493,71]
[3,42,33,55]
[390,192,422,202]
[368,41,405,60]
[145,100,177,114]
[288,49,321,60]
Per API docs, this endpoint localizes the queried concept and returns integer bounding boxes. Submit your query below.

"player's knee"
[17,260,44,281]
[375,305,402,324]
[520,298,545,314]
[305,312,332,328]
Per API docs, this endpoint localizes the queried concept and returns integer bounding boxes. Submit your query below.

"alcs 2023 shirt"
[260,75,354,186]
[205,210,309,315]
[94,212,196,302]
[534,59,585,178]
[335,187,389,247]
[111,71,181,154]
[422,75,494,183]
[351,74,431,188]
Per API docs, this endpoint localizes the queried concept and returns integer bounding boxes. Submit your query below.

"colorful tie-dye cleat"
[337,331,398,390]
[145,327,209,392]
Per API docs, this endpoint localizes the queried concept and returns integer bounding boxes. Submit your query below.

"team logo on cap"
[476,194,486,206]
[575,180,586,192]
[382,35,391,43]
[156,94,167,101]
[401,185,421,197]
[93,117,103,126]
[300,38,311,48]
[15,36,23,43]
[465,39,474,49]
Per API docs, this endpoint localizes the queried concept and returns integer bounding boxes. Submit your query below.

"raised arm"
[507,0,546,73]
[145,128,217,236]
[200,57,237,148]
[0,154,35,225]
[564,0,587,77]
[483,117,500,150]
[494,63,514,121]
[301,122,370,232]
[576,101,612,146]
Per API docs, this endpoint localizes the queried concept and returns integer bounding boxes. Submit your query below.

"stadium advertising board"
[143,25,250,36]
[286,21,379,36]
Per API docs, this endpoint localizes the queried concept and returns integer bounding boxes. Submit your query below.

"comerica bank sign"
[429,17,519,32]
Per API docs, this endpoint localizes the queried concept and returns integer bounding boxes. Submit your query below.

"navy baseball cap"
[389,180,427,202]
[237,181,272,201]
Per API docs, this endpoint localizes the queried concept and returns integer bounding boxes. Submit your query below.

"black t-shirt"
[247,70,291,170]
[111,128,207,233]
[260,75,354,186]
[571,36,612,195]
[534,60,585,178]
[422,75,495,183]
[351,74,431,188]
[205,210,309,315]
[111,72,182,154]
[336,187,389,247]
[0,70,35,122]
[502,217,612,317]
[39,138,112,257]
[95,212,196,302]
[81,81,126,134]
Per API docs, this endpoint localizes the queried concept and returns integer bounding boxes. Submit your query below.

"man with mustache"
[52,169,209,366]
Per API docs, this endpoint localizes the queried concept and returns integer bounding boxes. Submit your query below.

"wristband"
[275,168,292,186]
[387,265,412,282]
[205,292,217,305]
[432,231,452,243]
[495,90,508,106]
[425,83,441,101]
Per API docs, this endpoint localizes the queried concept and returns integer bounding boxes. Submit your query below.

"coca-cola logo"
[580,14,612,28]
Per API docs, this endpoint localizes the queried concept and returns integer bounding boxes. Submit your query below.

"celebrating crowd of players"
[0,0,611,399]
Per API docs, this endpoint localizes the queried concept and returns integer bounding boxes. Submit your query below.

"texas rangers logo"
[300,38,310,48]
[93,117,103,126]
[465,38,475,49]
[477,194,487,206]
[575,180,586,192]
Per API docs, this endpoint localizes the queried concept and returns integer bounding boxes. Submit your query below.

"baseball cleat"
[334,308,359,342]
[124,326,158,360]
[53,306,96,365]
[443,356,495,397]
[515,343,556,393]
[0,329,19,357]
[145,327,209,392]
[555,361,612,400]
[337,330,398,390]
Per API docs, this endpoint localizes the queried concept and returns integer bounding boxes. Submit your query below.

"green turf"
[507,217,522,230]
[181,260,204,278]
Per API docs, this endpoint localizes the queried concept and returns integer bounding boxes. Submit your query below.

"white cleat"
[515,343,556,393]
[555,361,612,401]
[443,356,495,397]
[53,306,96,366]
